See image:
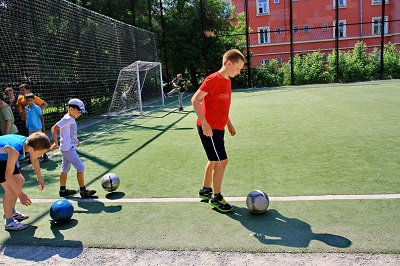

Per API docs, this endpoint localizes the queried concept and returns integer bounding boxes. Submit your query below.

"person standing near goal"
[191,49,245,213]
[166,74,190,111]
[50,98,96,198]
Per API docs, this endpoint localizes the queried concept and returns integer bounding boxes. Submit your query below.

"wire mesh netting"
[0,0,159,128]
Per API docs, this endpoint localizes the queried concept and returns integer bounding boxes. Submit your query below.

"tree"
[153,0,246,89]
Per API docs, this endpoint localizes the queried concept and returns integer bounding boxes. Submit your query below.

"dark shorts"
[0,161,20,183]
[197,124,227,161]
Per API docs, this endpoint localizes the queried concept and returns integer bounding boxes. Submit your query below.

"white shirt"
[56,113,78,151]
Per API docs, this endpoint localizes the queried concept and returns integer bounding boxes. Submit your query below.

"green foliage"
[247,41,400,88]
[251,59,284,88]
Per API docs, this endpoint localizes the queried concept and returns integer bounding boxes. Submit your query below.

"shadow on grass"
[75,200,122,214]
[227,207,352,248]
[2,220,82,261]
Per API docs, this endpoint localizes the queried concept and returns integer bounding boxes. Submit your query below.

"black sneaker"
[59,189,77,197]
[80,189,97,198]
[198,188,213,201]
[209,196,233,213]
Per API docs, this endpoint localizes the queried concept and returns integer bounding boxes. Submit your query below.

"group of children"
[0,48,244,231]
[0,88,96,231]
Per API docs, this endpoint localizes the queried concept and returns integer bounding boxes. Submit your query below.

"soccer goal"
[108,61,164,117]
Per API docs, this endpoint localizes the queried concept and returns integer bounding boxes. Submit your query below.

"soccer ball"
[50,199,74,223]
[101,173,120,192]
[246,190,269,213]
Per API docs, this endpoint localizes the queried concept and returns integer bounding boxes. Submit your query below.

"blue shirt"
[25,104,43,131]
[0,134,27,161]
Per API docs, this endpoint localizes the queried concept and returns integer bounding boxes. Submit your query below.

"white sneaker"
[5,220,28,231]
[13,211,29,221]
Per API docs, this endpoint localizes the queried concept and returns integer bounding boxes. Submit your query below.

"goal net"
[108,61,164,117]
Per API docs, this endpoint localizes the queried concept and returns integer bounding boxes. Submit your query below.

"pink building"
[230,0,400,67]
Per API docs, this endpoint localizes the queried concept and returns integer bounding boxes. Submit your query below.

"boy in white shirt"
[50,98,96,198]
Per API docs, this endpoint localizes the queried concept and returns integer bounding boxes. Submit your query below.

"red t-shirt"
[196,72,231,130]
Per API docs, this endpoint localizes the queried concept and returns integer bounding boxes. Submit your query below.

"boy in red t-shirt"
[191,49,245,212]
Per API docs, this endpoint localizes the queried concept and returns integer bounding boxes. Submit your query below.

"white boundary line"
[1,194,400,203]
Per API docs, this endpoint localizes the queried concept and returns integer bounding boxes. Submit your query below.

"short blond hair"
[223,49,245,65]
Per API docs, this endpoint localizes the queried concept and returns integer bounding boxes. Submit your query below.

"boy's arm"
[40,114,45,133]
[5,119,11,135]
[50,124,60,151]
[4,147,32,205]
[29,153,45,190]
[226,117,236,136]
[191,89,213,137]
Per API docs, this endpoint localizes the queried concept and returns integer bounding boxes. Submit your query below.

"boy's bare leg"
[211,159,228,195]
[60,172,68,186]
[77,172,85,187]
[202,161,215,189]
[1,174,25,219]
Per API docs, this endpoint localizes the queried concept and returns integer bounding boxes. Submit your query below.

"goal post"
[108,61,164,117]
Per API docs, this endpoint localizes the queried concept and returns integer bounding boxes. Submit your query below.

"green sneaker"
[198,188,213,201]
[209,196,233,212]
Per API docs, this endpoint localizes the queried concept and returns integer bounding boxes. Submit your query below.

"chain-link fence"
[0,0,158,129]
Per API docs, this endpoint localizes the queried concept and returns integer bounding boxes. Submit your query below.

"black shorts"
[0,161,20,183]
[197,124,227,161]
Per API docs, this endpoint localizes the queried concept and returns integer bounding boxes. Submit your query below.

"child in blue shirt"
[0,132,51,231]
[25,93,48,162]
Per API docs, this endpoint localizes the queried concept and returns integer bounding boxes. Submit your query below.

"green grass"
[1,80,400,253]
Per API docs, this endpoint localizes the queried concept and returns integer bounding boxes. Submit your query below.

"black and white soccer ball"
[101,173,120,192]
[246,190,269,213]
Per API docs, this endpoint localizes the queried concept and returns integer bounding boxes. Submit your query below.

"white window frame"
[372,16,388,35]
[372,0,388,4]
[333,20,346,38]
[261,59,270,66]
[221,0,233,18]
[293,26,300,33]
[274,0,280,3]
[258,26,271,44]
[277,58,282,66]
[304,25,310,33]
[322,23,329,31]
[333,0,346,8]
[257,0,269,15]
[275,27,281,35]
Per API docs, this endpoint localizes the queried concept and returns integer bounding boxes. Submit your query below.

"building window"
[275,27,281,35]
[322,23,329,31]
[304,25,310,33]
[372,16,388,35]
[293,26,300,33]
[261,59,270,66]
[221,0,232,18]
[257,0,269,15]
[274,0,280,3]
[258,26,270,44]
[333,20,346,38]
[333,0,346,7]
[372,0,388,4]
[277,58,282,66]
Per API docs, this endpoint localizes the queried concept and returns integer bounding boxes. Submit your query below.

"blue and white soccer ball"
[101,173,120,192]
[246,190,269,213]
